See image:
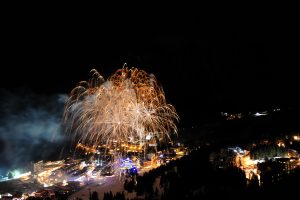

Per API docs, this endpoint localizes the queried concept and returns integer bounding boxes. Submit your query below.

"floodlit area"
[224,141,300,186]
[0,146,187,199]
[209,131,300,188]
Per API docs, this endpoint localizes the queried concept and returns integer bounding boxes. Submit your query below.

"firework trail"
[64,66,179,152]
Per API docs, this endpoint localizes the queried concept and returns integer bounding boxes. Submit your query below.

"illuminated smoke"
[0,89,67,174]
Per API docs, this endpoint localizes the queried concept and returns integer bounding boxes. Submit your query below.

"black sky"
[1,18,299,126]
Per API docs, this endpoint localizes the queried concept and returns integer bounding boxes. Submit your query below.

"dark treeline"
[250,144,288,160]
[123,145,300,200]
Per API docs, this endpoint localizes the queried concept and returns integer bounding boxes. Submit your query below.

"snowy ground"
[68,175,122,200]
[68,166,158,200]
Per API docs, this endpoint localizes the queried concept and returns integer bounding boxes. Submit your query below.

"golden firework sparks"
[64,66,179,151]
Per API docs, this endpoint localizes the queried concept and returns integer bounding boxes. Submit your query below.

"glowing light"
[121,158,134,169]
[294,135,299,141]
[254,112,268,117]
[62,180,68,186]
[13,170,20,178]
[277,141,285,147]
[146,134,152,140]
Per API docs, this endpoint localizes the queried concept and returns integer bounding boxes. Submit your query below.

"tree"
[126,180,135,193]
[155,187,159,197]
[103,193,109,200]
[91,191,99,200]
[248,173,259,193]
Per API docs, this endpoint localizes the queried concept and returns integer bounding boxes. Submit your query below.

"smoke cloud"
[0,88,68,175]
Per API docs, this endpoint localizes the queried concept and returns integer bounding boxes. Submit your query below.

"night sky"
[1,28,299,125]
[0,14,299,172]
[0,19,299,127]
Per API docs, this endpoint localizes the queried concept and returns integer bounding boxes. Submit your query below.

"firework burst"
[64,66,179,151]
